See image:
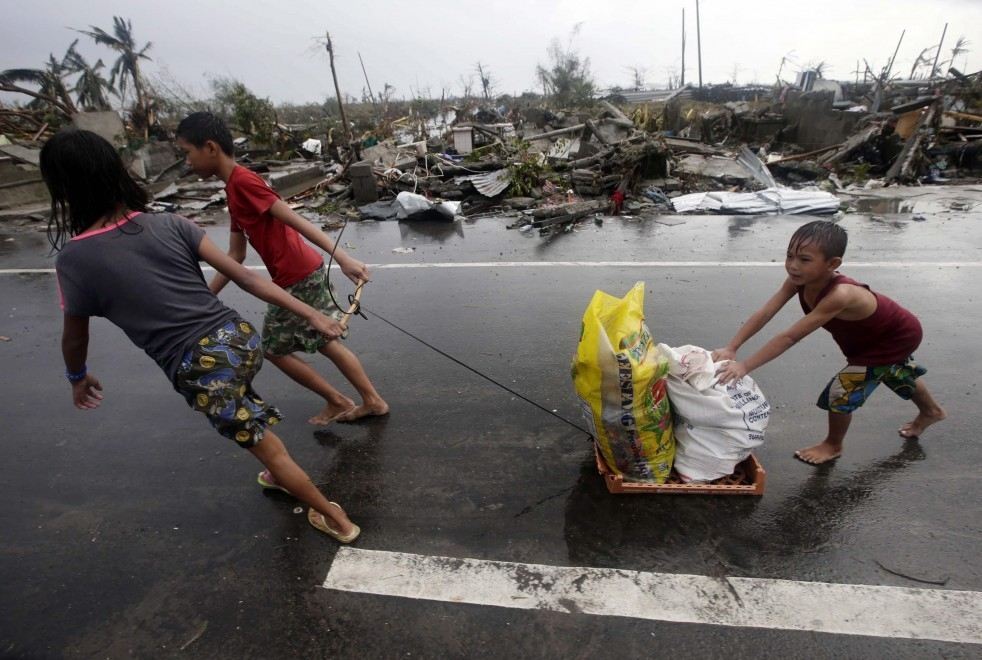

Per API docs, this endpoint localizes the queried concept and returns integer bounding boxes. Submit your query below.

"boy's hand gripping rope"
[338,279,367,329]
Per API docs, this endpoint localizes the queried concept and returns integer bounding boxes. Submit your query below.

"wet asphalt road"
[1,187,981,658]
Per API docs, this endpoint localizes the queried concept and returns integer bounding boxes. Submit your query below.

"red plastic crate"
[594,444,766,495]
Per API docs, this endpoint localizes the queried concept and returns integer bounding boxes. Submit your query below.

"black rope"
[322,210,351,314]
[361,304,593,438]
[322,214,592,439]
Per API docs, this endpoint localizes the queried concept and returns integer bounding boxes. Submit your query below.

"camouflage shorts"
[262,265,347,356]
[174,318,282,448]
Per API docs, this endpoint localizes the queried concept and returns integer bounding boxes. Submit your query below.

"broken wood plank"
[661,137,726,156]
[530,199,607,226]
[768,144,843,164]
[885,102,937,183]
[891,96,940,115]
[526,124,586,141]
[553,148,616,172]
[600,100,630,123]
[599,116,636,130]
[818,125,881,166]
[584,119,609,146]
[944,110,982,123]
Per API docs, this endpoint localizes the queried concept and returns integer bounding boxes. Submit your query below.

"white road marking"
[324,548,982,644]
[2,261,982,275]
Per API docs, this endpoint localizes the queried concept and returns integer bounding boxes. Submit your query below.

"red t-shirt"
[226,166,323,287]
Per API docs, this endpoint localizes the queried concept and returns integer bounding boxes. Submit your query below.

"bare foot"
[336,400,390,423]
[899,408,946,438]
[795,441,842,465]
[308,397,356,425]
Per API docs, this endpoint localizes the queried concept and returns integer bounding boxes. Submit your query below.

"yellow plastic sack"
[571,282,675,483]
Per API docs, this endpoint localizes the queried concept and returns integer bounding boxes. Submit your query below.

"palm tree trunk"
[132,64,149,139]
[0,83,75,118]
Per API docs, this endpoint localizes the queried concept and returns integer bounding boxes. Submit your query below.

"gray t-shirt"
[55,212,238,381]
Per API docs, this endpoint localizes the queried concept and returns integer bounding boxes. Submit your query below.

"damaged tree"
[77,16,154,138]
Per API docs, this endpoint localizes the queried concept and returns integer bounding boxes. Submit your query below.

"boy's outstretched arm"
[197,236,344,339]
[716,285,851,384]
[62,314,103,409]
[268,200,371,284]
[712,279,797,361]
[208,230,247,295]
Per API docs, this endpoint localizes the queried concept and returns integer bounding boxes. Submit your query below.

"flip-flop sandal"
[308,505,360,544]
[257,470,292,495]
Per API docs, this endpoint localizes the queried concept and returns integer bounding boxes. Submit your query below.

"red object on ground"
[610,190,625,215]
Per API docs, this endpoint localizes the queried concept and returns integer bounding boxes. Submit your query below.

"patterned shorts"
[262,266,346,356]
[174,318,283,448]
[818,356,927,414]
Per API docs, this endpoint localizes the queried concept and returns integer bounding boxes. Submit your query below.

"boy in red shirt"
[713,220,945,465]
[176,113,388,447]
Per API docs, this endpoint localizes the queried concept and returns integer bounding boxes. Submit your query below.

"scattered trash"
[178,621,209,651]
[293,506,304,514]
[874,559,950,586]
[0,336,11,342]
[2,40,980,227]
[391,246,415,254]
[301,138,322,156]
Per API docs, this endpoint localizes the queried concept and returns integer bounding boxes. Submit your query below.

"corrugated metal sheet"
[454,168,511,198]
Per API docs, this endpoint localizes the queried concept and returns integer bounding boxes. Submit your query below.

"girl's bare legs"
[248,429,355,536]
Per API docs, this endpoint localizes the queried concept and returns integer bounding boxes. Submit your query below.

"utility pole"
[695,0,703,88]
[357,52,378,118]
[885,29,905,80]
[324,32,352,151]
[873,29,905,113]
[681,8,686,87]
[930,23,948,79]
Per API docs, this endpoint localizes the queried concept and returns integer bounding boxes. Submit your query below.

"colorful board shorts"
[174,318,282,448]
[818,356,927,414]
[262,265,346,356]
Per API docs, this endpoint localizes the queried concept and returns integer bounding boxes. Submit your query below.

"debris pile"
[3,62,981,235]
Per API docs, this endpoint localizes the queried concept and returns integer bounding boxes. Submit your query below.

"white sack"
[395,191,434,219]
[658,344,770,482]
[301,138,322,155]
[395,192,461,220]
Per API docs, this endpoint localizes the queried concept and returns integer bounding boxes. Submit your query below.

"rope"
[321,213,592,440]
[361,304,593,437]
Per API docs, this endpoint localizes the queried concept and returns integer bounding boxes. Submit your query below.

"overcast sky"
[2,0,980,105]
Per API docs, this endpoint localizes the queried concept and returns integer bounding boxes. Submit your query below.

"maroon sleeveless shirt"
[798,274,922,366]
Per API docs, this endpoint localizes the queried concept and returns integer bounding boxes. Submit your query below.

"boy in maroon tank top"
[713,220,945,465]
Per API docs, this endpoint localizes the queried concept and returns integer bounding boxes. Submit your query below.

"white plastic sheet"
[658,344,769,483]
[671,187,840,215]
